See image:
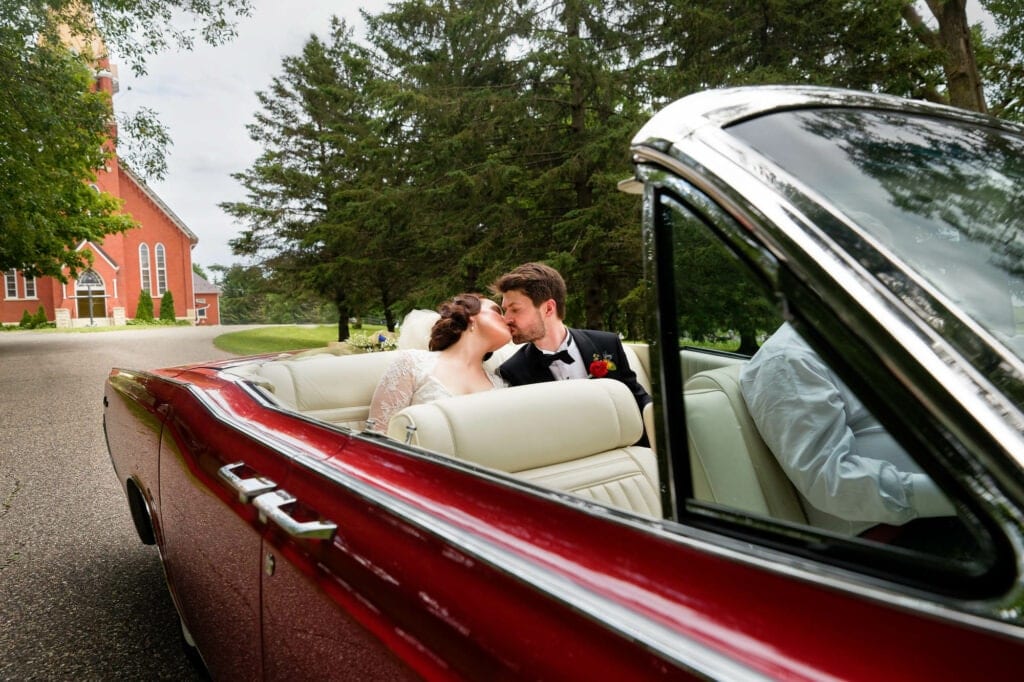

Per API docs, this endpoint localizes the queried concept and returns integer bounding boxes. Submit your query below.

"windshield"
[728,108,1024,359]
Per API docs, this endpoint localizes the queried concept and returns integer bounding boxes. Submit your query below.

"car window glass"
[658,190,992,580]
[728,109,1024,363]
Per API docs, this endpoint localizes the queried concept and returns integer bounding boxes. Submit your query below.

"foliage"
[135,289,154,321]
[222,20,384,340]
[671,210,782,354]
[980,0,1024,121]
[224,0,1023,346]
[125,317,190,327]
[209,263,340,325]
[0,0,251,278]
[0,28,135,279]
[159,290,176,321]
[16,306,50,329]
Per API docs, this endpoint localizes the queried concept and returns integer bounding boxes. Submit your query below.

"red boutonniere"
[588,352,617,378]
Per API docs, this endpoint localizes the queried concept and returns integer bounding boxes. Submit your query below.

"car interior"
[223,317,781,523]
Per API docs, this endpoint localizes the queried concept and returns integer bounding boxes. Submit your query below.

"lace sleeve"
[368,351,419,432]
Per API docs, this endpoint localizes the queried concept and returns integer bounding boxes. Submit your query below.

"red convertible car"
[105,87,1024,679]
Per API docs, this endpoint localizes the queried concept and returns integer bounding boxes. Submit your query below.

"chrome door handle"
[218,462,277,503]
[253,490,337,540]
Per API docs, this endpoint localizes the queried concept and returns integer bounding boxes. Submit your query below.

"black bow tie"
[541,349,574,366]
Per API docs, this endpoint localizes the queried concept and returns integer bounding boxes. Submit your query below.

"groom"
[490,262,652,420]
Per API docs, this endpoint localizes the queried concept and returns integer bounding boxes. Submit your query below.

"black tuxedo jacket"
[497,328,652,412]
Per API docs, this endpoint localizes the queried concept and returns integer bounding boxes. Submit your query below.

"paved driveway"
[0,326,257,679]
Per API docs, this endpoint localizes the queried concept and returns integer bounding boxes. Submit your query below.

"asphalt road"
[0,326,252,680]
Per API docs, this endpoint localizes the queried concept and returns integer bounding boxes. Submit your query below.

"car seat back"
[228,350,398,430]
[684,364,807,524]
[387,379,662,517]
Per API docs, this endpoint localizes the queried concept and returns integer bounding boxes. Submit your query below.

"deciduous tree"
[0,0,250,278]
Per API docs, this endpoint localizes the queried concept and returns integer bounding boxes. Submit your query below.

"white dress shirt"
[541,331,587,380]
[739,323,955,534]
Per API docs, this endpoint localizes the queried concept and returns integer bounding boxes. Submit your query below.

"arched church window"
[155,244,167,296]
[139,244,152,294]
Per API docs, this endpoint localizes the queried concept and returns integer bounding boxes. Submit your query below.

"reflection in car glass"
[729,109,1024,360]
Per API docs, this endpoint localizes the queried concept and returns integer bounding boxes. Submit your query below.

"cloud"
[112,0,390,270]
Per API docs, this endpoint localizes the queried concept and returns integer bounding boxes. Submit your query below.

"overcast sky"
[113,1,391,273]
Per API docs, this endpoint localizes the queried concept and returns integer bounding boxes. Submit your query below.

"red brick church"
[0,52,221,328]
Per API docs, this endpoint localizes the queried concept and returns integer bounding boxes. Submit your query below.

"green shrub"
[136,290,154,321]
[32,306,47,327]
[159,290,176,321]
[18,310,33,328]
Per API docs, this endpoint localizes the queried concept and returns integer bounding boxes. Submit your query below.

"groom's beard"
[510,318,544,345]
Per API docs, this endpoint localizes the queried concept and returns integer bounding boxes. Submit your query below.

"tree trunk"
[736,329,760,357]
[906,1,988,112]
[335,300,350,342]
[928,0,987,112]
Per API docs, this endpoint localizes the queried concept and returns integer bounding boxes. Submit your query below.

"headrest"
[684,362,744,395]
[396,309,440,350]
[256,351,397,410]
[387,378,642,472]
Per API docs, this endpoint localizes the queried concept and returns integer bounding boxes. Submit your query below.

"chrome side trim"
[632,85,1024,149]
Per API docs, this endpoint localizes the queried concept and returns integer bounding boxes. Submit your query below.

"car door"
[256,443,420,681]
[257,433,724,680]
[154,371,335,679]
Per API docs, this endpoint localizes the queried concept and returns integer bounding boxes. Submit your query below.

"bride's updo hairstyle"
[429,293,483,351]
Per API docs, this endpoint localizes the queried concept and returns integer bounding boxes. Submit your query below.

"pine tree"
[159,290,176,321]
[135,290,154,321]
[223,19,408,340]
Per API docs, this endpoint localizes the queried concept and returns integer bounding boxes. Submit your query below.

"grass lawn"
[213,324,386,355]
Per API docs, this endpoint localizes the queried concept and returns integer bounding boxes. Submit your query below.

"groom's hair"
[490,262,566,319]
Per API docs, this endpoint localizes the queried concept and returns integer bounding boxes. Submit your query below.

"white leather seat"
[684,364,807,524]
[227,350,398,430]
[387,379,662,517]
[225,308,447,429]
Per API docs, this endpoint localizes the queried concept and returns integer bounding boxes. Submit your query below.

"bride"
[368,293,512,432]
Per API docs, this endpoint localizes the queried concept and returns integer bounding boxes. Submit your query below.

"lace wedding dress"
[369,349,506,432]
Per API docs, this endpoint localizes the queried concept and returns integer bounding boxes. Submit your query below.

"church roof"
[119,164,199,245]
[75,240,119,270]
[193,272,222,295]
